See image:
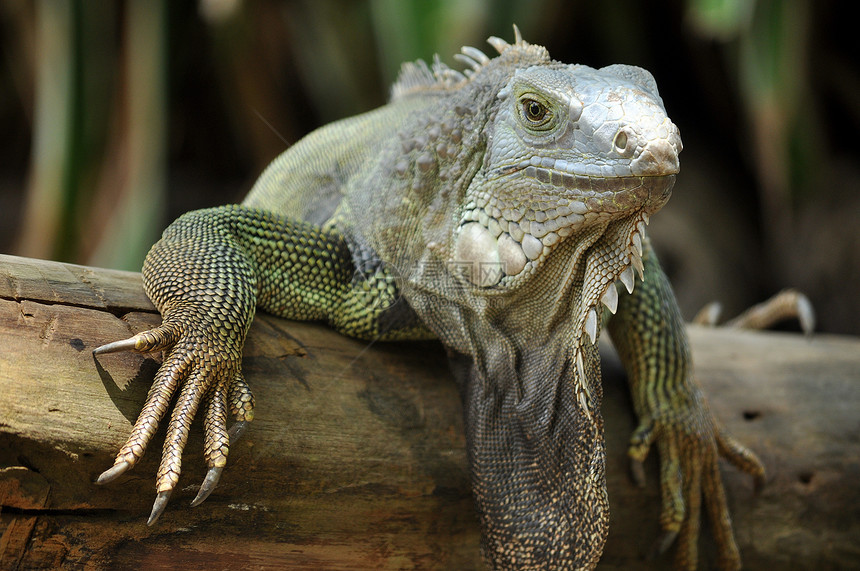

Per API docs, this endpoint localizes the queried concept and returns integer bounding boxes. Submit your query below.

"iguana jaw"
[452,171,674,289]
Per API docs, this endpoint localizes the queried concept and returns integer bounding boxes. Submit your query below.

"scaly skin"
[95,29,764,568]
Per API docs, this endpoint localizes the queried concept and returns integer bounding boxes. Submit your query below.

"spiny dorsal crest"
[391,25,550,100]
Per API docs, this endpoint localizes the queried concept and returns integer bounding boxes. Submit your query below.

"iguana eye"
[517,96,556,132]
[522,99,548,123]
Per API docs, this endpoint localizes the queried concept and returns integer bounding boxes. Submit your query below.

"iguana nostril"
[613,130,629,154]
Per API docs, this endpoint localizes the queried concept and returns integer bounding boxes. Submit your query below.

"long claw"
[96,461,131,484]
[93,338,139,355]
[796,294,816,335]
[630,458,646,487]
[692,301,722,326]
[191,466,224,507]
[190,421,248,508]
[228,420,249,442]
[716,430,766,494]
[148,490,172,526]
[648,529,678,559]
[94,323,181,356]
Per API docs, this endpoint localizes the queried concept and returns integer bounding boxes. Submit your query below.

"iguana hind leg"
[693,288,815,333]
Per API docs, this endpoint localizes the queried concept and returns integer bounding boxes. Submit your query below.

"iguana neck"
[447,328,608,569]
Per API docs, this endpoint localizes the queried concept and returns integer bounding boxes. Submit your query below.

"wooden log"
[0,253,858,569]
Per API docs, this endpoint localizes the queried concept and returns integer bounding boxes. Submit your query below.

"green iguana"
[93,28,772,569]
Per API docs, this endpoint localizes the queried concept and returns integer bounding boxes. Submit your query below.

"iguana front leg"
[94,205,384,523]
[607,235,764,570]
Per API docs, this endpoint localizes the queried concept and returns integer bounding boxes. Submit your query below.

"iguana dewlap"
[94,27,764,570]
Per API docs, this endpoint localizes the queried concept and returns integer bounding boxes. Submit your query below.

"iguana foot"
[628,400,765,570]
[94,316,254,524]
[693,288,815,334]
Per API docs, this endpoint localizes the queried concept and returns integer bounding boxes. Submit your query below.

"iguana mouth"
[453,170,674,288]
[493,159,677,189]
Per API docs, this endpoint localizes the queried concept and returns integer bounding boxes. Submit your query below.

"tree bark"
[1,254,858,569]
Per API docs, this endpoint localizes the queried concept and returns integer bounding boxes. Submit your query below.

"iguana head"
[452,38,681,294]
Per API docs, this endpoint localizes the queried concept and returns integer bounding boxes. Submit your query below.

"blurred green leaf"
[88,0,167,270]
[18,0,79,261]
[687,0,753,40]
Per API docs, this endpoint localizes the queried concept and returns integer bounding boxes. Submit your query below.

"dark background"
[1,0,857,334]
